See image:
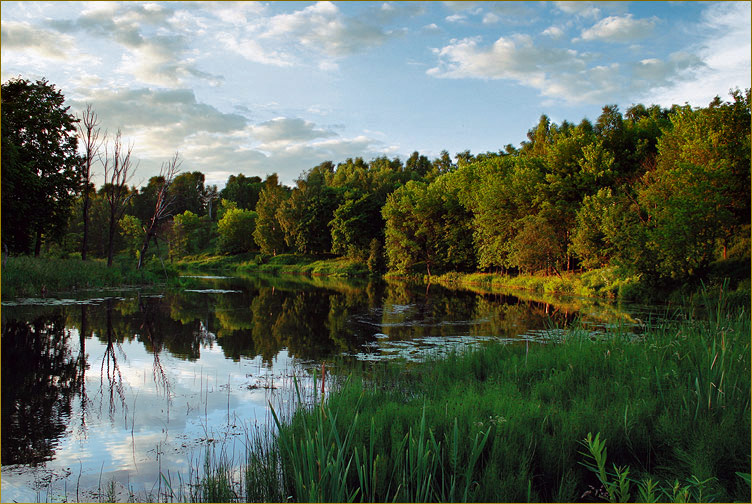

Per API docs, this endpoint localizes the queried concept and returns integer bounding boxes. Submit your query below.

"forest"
[2,77,750,295]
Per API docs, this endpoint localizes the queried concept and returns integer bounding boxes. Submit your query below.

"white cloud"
[427,35,583,87]
[426,29,708,105]
[542,26,565,39]
[446,14,467,23]
[483,13,500,25]
[580,14,657,43]
[644,1,751,106]
[0,21,77,60]
[250,118,336,147]
[553,1,602,19]
[260,1,394,58]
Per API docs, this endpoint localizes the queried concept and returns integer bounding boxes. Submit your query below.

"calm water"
[1,274,660,502]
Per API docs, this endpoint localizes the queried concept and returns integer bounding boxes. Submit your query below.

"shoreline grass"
[185,291,749,503]
[0,255,177,299]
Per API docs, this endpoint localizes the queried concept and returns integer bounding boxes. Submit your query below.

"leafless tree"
[200,184,219,220]
[137,152,181,270]
[102,130,136,267]
[77,104,104,261]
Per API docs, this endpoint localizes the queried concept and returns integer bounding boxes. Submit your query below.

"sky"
[2,1,750,189]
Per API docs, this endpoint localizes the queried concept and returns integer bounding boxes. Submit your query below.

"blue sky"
[2,1,749,188]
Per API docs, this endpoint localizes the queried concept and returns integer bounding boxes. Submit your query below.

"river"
[0,274,662,502]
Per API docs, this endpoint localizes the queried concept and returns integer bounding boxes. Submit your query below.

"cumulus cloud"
[553,1,602,19]
[644,1,751,107]
[427,35,583,87]
[215,1,407,70]
[0,21,76,60]
[65,86,387,187]
[483,13,500,25]
[426,30,708,105]
[580,14,657,43]
[261,1,395,58]
[250,118,336,147]
[44,2,221,87]
[542,26,565,39]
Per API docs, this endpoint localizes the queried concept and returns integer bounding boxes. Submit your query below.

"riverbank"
[175,252,368,277]
[0,255,177,299]
[190,294,750,502]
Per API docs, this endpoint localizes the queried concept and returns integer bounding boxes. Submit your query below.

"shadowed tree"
[137,152,181,269]
[102,130,136,266]
[1,78,80,255]
[77,104,103,261]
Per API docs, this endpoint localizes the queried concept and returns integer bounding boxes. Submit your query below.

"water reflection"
[1,275,650,501]
[1,314,84,465]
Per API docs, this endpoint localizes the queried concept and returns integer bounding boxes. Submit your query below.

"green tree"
[330,192,383,259]
[639,90,751,279]
[253,174,289,256]
[218,207,258,254]
[221,173,263,210]
[1,78,80,255]
[170,171,206,216]
[507,214,563,275]
[119,214,144,259]
[170,210,203,259]
[277,163,341,254]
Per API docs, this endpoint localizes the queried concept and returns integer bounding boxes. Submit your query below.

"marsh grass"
[1,255,175,299]
[189,292,748,502]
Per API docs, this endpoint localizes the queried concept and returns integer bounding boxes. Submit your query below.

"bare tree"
[102,130,136,267]
[77,104,103,261]
[137,152,181,270]
[200,184,219,220]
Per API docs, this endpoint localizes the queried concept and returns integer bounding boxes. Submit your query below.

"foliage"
[170,210,204,259]
[220,173,263,210]
[1,77,80,255]
[217,207,258,254]
[253,173,289,256]
[118,214,144,259]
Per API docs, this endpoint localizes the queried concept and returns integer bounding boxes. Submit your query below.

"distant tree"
[102,130,136,266]
[170,171,205,216]
[170,210,202,259]
[405,151,432,178]
[200,184,219,220]
[253,174,289,256]
[330,192,383,259]
[221,173,264,210]
[119,214,144,259]
[218,207,258,254]
[137,153,180,269]
[508,215,563,275]
[1,77,80,255]
[76,104,104,260]
[277,163,341,254]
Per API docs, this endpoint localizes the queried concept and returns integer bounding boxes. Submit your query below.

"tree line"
[2,77,749,286]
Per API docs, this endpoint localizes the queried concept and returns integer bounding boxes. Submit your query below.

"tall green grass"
[190,295,749,502]
[1,255,175,299]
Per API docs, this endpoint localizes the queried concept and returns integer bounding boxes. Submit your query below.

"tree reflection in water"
[101,298,127,422]
[1,313,84,465]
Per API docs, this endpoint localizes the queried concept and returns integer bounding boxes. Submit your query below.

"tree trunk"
[107,212,116,267]
[34,228,42,257]
[137,230,155,270]
[81,193,90,260]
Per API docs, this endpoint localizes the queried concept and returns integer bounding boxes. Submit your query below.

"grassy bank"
[176,252,368,278]
[433,261,751,306]
[0,255,177,299]
[188,292,750,502]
